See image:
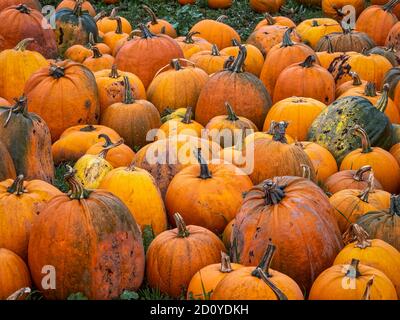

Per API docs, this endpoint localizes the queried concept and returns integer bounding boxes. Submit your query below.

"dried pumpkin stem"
[174,213,190,238]
[268,121,288,143]
[300,55,316,68]
[353,165,372,181]
[228,45,247,73]
[88,33,96,46]
[109,64,120,78]
[7,175,26,195]
[99,133,113,148]
[91,46,102,58]
[184,32,199,44]
[311,20,319,27]
[196,148,212,179]
[99,138,123,158]
[383,0,400,11]
[142,5,158,25]
[225,102,239,121]
[112,16,123,34]
[170,59,182,71]
[6,287,31,300]
[220,252,233,273]
[231,38,240,47]
[16,4,31,13]
[352,125,372,153]
[262,180,286,205]
[94,10,107,22]
[211,44,220,56]
[79,124,96,132]
[349,71,362,86]
[64,165,90,199]
[257,267,288,300]
[216,15,228,23]
[281,27,295,47]
[49,64,65,79]
[358,172,375,202]
[364,82,377,97]
[342,224,372,249]
[122,76,134,104]
[301,164,311,180]
[264,13,275,25]
[181,107,193,124]
[253,242,275,277]
[376,84,390,113]
[345,259,361,279]
[4,96,28,127]
[325,36,334,54]
[14,38,35,51]
[138,23,155,39]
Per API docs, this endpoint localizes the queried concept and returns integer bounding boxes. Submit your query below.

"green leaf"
[119,290,139,300]
[67,292,88,300]
[142,225,156,252]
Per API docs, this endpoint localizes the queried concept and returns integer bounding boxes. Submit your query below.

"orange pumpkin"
[189,44,229,75]
[222,219,235,250]
[56,0,96,16]
[249,0,285,13]
[315,36,343,69]
[95,8,132,34]
[316,29,376,53]
[0,142,16,182]
[82,46,115,72]
[296,18,343,49]
[102,16,129,54]
[143,5,177,38]
[64,33,112,63]
[335,71,367,97]
[322,0,365,20]
[0,0,41,11]
[175,31,213,59]
[254,13,296,30]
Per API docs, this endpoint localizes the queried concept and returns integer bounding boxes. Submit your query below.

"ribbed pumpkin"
[158,107,204,139]
[368,46,399,66]
[263,97,326,141]
[56,0,96,16]
[340,125,400,193]
[146,213,226,298]
[102,16,128,54]
[25,61,100,142]
[249,0,285,13]
[357,195,400,251]
[99,163,167,235]
[0,248,31,300]
[260,28,319,98]
[316,29,376,53]
[189,44,229,75]
[189,16,241,50]
[213,243,304,300]
[386,21,400,53]
[254,13,296,30]
[231,176,343,292]
[0,5,57,59]
[273,55,336,105]
[187,252,243,300]
[222,219,235,250]
[322,0,365,20]
[0,97,54,183]
[0,175,61,260]
[249,121,317,184]
[309,259,397,300]
[315,37,343,69]
[95,8,132,34]
[143,5,177,38]
[147,59,209,114]
[0,0,41,11]
[335,71,367,97]
[175,32,213,59]
[0,39,48,102]
[0,141,16,181]
[195,46,272,130]
[28,166,145,300]
[82,46,115,72]
[334,223,400,296]
[165,149,253,234]
[52,125,121,164]
[115,24,184,89]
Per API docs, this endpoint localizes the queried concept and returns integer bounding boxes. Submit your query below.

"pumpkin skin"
[187,253,242,300]
[165,151,253,234]
[195,46,272,130]
[386,21,400,53]
[158,107,204,139]
[115,24,184,89]
[231,176,343,292]
[95,9,132,34]
[0,5,57,59]
[56,0,96,16]
[0,0,41,11]
[147,59,209,114]
[263,97,326,141]
[0,141,16,181]
[64,33,111,63]
[249,0,285,13]
[322,0,365,20]
[222,219,235,250]
[102,17,129,54]
[368,46,399,67]
[254,13,296,30]
[189,45,229,75]
[207,0,232,8]
[315,30,376,53]
[176,32,213,59]
[0,248,31,300]
[334,223,400,296]
[82,46,115,72]
[25,61,100,142]
[189,16,241,50]
[52,125,121,164]
[340,125,400,193]
[308,96,393,164]
[0,97,55,183]
[309,259,398,300]
[0,175,62,260]
[273,55,336,105]
[0,39,48,103]
[28,168,145,300]
[260,28,319,98]
[384,66,400,111]
[146,213,226,298]
[390,142,400,165]
[143,5,177,38]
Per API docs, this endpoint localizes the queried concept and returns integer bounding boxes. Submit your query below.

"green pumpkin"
[55,0,98,56]
[308,96,393,164]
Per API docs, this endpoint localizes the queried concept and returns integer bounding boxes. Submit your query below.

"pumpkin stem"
[267,121,288,143]
[49,64,65,79]
[7,175,26,195]
[91,46,103,58]
[256,267,288,300]
[264,13,275,25]
[358,171,375,202]
[122,76,134,104]
[349,71,362,86]
[361,276,374,300]
[383,0,400,12]
[142,5,158,25]
[99,133,113,148]
[343,224,372,249]
[111,16,123,35]
[220,252,233,273]
[216,15,228,23]
[353,165,372,181]
[301,164,311,180]
[184,31,200,44]
[64,165,90,199]
[109,7,119,19]
[109,64,120,78]
[6,287,31,301]
[195,148,212,179]
[225,102,239,121]
[211,44,220,56]
[231,38,240,47]
[88,33,96,46]
[352,125,372,153]
[72,0,84,16]
[170,58,182,71]
[389,195,400,216]
[79,125,96,132]
[181,107,193,124]
[300,55,316,68]
[345,259,361,278]
[311,20,319,27]
[14,38,35,51]
[228,45,247,73]
[138,23,155,39]
[174,213,190,238]
[364,82,377,97]
[262,180,286,205]
[99,138,123,159]
[4,96,28,128]
[15,4,31,14]
[376,84,390,113]
[223,56,235,69]
[94,10,107,22]
[281,27,295,47]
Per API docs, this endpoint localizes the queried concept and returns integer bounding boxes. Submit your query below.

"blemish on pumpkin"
[85,100,91,109]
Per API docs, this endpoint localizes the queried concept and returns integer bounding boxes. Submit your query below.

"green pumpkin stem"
[225,102,239,121]
[109,64,120,78]
[353,125,372,153]
[353,165,372,181]
[364,82,377,97]
[64,165,90,199]
[181,107,193,124]
[220,252,233,273]
[349,71,362,86]
[345,259,361,278]
[138,23,155,39]
[72,0,84,16]
[122,76,134,104]
[211,44,220,56]
[14,38,35,51]
[300,55,316,68]
[196,148,212,179]
[7,175,26,195]
[262,180,286,205]
[142,5,158,25]
[281,27,295,47]
[389,195,400,216]
[268,120,288,143]
[228,45,247,73]
[376,84,390,113]
[4,96,28,127]
[342,224,372,249]
[174,213,190,238]
[184,31,200,44]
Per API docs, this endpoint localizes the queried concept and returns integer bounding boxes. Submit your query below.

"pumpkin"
[0,0,41,11]
[146,213,226,298]
[147,59,209,114]
[322,0,365,20]
[340,125,400,193]
[295,18,343,49]
[102,16,128,54]
[315,29,376,53]
[189,16,241,50]
[372,0,400,18]
[52,125,121,164]
[165,149,253,234]
[383,66,400,110]
[187,252,242,300]
[0,248,31,300]
[309,259,397,299]
[214,243,304,300]
[0,175,61,259]
[134,135,221,198]
[294,141,338,184]
[95,8,132,34]
[56,0,96,16]
[64,33,111,63]
[99,164,167,235]
[55,0,99,56]
[0,39,48,103]
[263,97,326,141]
[324,166,383,195]
[195,45,272,130]
[273,55,336,105]
[94,65,146,114]
[315,36,343,69]
[24,61,100,141]
[115,24,184,89]
[356,0,399,46]
[260,28,319,98]
[219,145,249,170]
[334,223,400,296]
[207,0,232,8]
[161,107,188,123]
[390,141,400,165]
[222,219,235,250]
[308,96,393,164]
[368,46,399,66]
[335,71,367,97]
[0,5,57,59]
[249,121,317,184]
[158,107,204,139]
[28,166,145,300]
[245,129,295,145]
[232,177,343,292]
[143,5,177,38]
[249,0,285,13]
[0,141,16,181]
[357,194,400,251]
[254,13,296,30]
[189,44,229,75]
[175,31,213,59]
[386,21,400,54]
[82,46,115,72]
[112,31,140,57]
